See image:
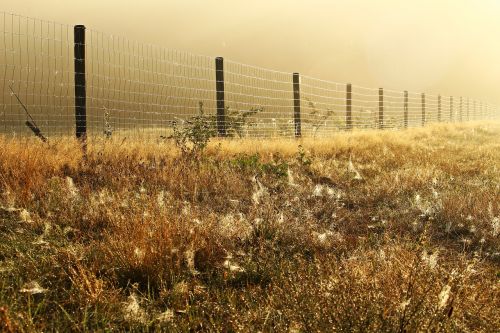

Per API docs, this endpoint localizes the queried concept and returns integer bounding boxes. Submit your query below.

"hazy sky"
[4,0,500,105]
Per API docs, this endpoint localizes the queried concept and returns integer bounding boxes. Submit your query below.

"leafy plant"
[170,101,216,155]
[170,104,264,150]
[231,153,288,178]
[296,145,312,167]
[305,98,334,137]
[225,106,264,138]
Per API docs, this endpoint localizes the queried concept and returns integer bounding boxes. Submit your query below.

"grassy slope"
[0,122,499,332]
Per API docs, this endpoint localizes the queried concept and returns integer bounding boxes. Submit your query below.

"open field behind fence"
[1,11,499,141]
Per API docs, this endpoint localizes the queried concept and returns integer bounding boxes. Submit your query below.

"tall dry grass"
[0,121,499,332]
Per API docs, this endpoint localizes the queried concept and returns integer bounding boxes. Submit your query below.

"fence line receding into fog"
[1,12,499,141]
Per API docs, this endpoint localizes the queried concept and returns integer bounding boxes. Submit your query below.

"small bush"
[225,106,263,138]
[170,102,216,156]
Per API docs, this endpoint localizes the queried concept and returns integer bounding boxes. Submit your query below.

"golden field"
[0,122,499,332]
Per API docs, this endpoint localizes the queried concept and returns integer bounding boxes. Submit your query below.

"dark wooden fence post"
[450,96,453,122]
[404,91,408,128]
[346,83,352,130]
[421,93,426,127]
[293,73,301,137]
[74,25,87,150]
[438,95,441,122]
[378,88,384,129]
[215,57,226,137]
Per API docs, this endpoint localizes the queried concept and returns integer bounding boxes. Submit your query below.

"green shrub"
[231,153,288,178]
[170,102,216,155]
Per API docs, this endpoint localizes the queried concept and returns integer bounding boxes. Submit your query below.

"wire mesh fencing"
[1,11,499,142]
[1,13,75,138]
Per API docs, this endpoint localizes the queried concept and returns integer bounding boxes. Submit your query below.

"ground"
[0,122,499,332]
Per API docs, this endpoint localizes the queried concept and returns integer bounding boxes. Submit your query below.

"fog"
[3,0,500,105]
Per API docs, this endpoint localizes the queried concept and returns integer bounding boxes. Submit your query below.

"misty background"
[2,0,500,107]
[0,0,500,136]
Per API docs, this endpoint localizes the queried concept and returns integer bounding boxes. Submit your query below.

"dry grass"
[0,121,499,332]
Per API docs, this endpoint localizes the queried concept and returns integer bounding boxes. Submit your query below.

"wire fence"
[1,11,499,141]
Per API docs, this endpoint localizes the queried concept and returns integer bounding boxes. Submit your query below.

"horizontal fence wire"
[1,11,499,141]
[1,13,75,137]
[85,29,216,139]
[224,61,294,138]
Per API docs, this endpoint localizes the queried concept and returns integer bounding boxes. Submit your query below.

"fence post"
[450,96,453,122]
[346,83,352,130]
[215,57,226,137]
[74,25,87,150]
[421,93,426,127]
[438,95,441,122]
[459,97,463,122]
[404,91,408,128]
[378,88,384,129]
[293,73,301,137]
[473,100,476,120]
[467,98,470,120]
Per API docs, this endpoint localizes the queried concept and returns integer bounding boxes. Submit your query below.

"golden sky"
[4,0,500,105]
